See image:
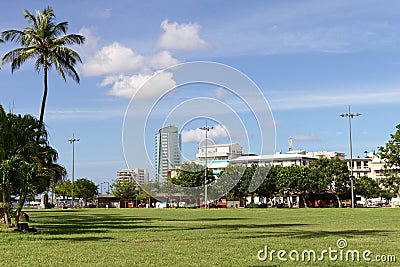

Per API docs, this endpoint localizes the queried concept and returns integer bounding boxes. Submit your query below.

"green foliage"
[74,178,98,206]
[378,176,400,201]
[379,124,400,169]
[212,164,246,200]
[309,157,350,207]
[1,6,85,125]
[355,176,380,199]
[171,162,214,187]
[0,106,64,226]
[255,165,279,200]
[55,180,72,198]
[111,180,137,199]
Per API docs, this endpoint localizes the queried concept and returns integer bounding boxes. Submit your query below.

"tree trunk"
[2,193,10,227]
[14,192,27,227]
[302,196,308,208]
[335,195,342,208]
[287,195,293,208]
[39,63,48,127]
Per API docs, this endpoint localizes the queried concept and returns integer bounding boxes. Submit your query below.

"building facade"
[116,168,149,185]
[230,152,317,167]
[155,126,181,183]
[196,143,243,174]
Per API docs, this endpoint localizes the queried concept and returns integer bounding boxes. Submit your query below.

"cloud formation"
[214,87,235,100]
[182,124,229,143]
[105,71,176,99]
[157,20,210,51]
[81,27,182,99]
[82,42,179,77]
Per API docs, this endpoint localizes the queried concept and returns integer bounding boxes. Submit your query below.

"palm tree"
[1,6,85,126]
[0,106,66,227]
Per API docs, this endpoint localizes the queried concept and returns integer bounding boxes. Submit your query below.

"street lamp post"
[69,134,80,207]
[340,105,361,208]
[200,120,213,208]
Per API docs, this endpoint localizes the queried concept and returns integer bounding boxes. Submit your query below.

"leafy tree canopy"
[379,124,400,169]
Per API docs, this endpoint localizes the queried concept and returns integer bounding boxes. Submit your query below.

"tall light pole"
[200,120,213,208]
[69,134,80,207]
[340,105,361,208]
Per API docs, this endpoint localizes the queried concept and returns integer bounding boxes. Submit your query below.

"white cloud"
[182,124,229,143]
[82,42,145,76]
[157,20,210,51]
[78,27,100,57]
[145,51,180,70]
[292,133,320,142]
[79,28,180,99]
[214,87,235,100]
[106,71,176,99]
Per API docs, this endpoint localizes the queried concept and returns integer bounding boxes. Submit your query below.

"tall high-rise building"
[155,126,181,183]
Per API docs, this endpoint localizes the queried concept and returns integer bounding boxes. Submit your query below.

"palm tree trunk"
[302,195,308,208]
[2,193,10,227]
[14,192,26,227]
[39,63,48,127]
[335,195,342,208]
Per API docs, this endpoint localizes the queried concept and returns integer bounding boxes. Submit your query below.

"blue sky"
[1,1,400,187]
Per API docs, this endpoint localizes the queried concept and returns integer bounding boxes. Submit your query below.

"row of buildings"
[117,125,392,188]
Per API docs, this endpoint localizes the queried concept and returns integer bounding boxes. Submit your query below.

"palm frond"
[1,29,25,43]
[54,33,85,46]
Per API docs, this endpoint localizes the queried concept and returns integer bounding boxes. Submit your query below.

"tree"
[281,165,314,208]
[74,178,98,207]
[55,180,72,199]
[379,124,400,170]
[171,162,211,187]
[171,162,214,205]
[255,165,279,205]
[213,164,246,201]
[111,180,138,207]
[0,107,64,227]
[47,163,67,203]
[276,165,312,208]
[354,176,380,201]
[0,156,21,227]
[309,158,350,207]
[378,176,400,202]
[220,165,253,203]
[1,6,85,126]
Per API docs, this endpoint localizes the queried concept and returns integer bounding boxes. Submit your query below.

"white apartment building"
[230,152,317,167]
[155,126,181,183]
[196,143,243,174]
[344,157,372,178]
[116,168,149,185]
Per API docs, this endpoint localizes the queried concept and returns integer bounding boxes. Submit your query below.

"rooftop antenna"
[288,137,293,152]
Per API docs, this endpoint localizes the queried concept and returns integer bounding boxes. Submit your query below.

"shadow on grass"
[236,229,394,240]
[26,209,395,243]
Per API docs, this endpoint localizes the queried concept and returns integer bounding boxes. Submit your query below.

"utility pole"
[69,134,80,207]
[340,105,361,208]
[200,120,213,208]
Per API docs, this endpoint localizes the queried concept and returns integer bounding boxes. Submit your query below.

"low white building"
[230,152,317,167]
[196,143,243,174]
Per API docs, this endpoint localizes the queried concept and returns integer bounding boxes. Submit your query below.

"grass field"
[0,208,399,266]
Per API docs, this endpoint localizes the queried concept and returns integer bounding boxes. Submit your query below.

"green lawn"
[0,208,399,266]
